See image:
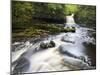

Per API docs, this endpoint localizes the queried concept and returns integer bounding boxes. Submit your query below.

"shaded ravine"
[12,15,96,74]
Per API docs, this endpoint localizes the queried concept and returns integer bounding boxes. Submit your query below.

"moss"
[40,40,55,49]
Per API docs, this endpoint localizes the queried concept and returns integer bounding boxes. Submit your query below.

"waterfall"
[65,14,76,27]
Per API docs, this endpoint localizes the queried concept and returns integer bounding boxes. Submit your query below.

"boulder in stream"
[40,40,55,49]
[62,27,76,32]
[12,57,30,74]
[61,35,75,44]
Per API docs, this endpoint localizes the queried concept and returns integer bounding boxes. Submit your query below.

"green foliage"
[12,1,96,27]
[32,3,66,22]
[12,1,34,26]
[64,4,79,15]
[75,5,96,27]
[12,1,96,41]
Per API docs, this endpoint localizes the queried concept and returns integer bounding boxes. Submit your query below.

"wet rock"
[62,27,76,32]
[12,44,25,52]
[12,44,26,52]
[12,58,30,74]
[61,35,75,44]
[50,40,56,47]
[40,40,55,49]
[29,38,43,44]
[12,42,23,52]
[59,45,78,59]
[63,56,92,70]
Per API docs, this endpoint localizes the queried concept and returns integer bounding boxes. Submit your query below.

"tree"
[12,1,34,26]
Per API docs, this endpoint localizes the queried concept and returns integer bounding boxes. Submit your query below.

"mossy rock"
[62,27,76,32]
[50,40,55,47]
[40,42,48,49]
[40,40,55,49]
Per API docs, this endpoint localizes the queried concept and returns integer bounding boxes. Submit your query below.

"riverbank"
[12,24,76,42]
[12,24,62,42]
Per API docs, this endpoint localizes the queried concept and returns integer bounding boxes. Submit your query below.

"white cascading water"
[65,13,76,27]
[12,14,95,74]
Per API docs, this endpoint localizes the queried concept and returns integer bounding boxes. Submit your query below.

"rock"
[40,42,48,49]
[62,27,76,32]
[61,35,75,44]
[50,40,56,47]
[12,58,30,74]
[40,40,55,49]
[59,45,78,59]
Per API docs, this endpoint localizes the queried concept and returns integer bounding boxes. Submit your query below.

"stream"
[11,15,96,74]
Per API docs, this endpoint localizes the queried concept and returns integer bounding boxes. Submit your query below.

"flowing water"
[11,14,96,74]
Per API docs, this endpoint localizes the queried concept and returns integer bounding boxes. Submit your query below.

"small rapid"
[12,14,96,74]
